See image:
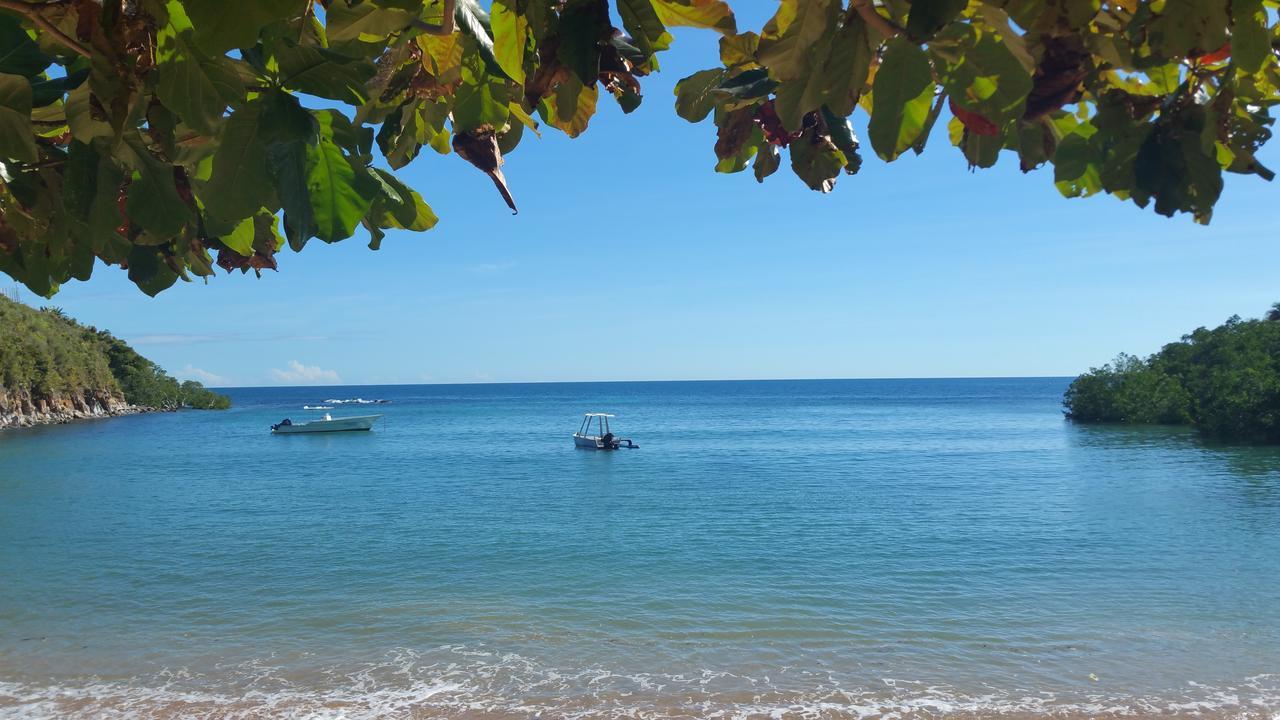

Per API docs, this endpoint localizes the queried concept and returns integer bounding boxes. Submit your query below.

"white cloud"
[131,332,329,345]
[470,262,514,274]
[270,360,342,385]
[178,365,230,386]
[132,334,223,345]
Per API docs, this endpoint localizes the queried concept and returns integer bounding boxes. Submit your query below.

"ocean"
[0,378,1278,718]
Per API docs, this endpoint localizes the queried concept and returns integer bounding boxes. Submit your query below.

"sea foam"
[1,649,1277,720]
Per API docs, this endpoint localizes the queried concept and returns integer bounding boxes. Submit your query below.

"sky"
[15,8,1280,387]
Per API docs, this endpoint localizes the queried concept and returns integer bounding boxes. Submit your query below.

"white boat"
[573,413,638,449]
[271,414,382,434]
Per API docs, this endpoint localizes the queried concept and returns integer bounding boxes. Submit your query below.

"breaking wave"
[2,649,1277,720]
[323,398,390,405]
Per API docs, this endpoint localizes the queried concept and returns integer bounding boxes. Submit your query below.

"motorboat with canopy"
[573,413,639,449]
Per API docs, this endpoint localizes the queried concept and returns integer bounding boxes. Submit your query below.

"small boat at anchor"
[271,413,382,434]
[573,413,639,450]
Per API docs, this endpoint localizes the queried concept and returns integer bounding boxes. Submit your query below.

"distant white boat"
[324,398,391,405]
[573,413,638,450]
[271,414,382,434]
[303,405,334,410]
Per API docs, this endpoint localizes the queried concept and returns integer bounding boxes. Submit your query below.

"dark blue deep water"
[1,378,1278,718]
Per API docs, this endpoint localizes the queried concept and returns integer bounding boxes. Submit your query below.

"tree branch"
[412,0,455,36]
[850,0,903,40]
[0,0,92,58]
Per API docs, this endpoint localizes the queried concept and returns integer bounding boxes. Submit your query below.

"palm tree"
[1267,303,1280,322]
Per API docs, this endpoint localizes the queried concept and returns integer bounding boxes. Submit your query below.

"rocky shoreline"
[0,388,150,430]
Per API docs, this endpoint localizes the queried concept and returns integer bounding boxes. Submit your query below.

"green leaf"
[453,0,499,65]
[203,103,271,225]
[490,0,529,83]
[90,157,128,257]
[453,52,511,132]
[867,38,936,161]
[30,68,88,108]
[123,134,193,237]
[126,246,179,297]
[306,113,375,242]
[220,215,257,256]
[618,0,672,70]
[267,140,314,251]
[651,0,736,34]
[63,141,126,246]
[370,168,438,231]
[0,72,36,162]
[252,212,285,254]
[789,126,845,192]
[906,0,968,41]
[275,45,376,105]
[674,68,726,122]
[326,1,413,42]
[753,142,780,182]
[757,0,840,82]
[931,24,1032,131]
[820,14,872,116]
[1148,0,1228,59]
[259,89,318,144]
[65,84,111,142]
[1132,105,1222,223]
[186,0,307,54]
[156,1,244,134]
[823,107,862,173]
[1231,0,1269,74]
[0,14,51,77]
[558,0,609,83]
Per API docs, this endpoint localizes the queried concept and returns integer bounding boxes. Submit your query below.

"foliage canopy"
[1064,304,1280,444]
[0,294,230,408]
[0,0,1276,297]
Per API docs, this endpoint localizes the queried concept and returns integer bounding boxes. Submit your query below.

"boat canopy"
[577,413,614,437]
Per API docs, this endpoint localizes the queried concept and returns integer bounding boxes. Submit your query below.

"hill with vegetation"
[1064,304,1280,444]
[0,294,228,429]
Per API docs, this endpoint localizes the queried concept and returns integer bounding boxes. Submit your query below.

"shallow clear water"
[1,378,1278,718]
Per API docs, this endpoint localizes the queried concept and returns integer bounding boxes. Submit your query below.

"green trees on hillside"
[0,0,1276,297]
[0,296,116,395]
[91,327,231,409]
[1064,306,1280,443]
[0,295,229,409]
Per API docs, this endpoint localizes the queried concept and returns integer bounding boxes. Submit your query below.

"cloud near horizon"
[270,360,342,385]
[178,365,230,386]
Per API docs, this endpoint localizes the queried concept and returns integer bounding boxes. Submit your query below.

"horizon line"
[208,375,1075,390]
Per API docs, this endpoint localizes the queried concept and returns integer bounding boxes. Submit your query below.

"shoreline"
[0,388,154,431]
[2,672,1277,720]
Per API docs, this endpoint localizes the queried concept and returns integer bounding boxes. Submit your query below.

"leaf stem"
[850,0,903,40]
[412,0,455,36]
[0,0,93,58]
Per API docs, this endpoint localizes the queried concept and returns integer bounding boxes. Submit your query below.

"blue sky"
[20,11,1280,386]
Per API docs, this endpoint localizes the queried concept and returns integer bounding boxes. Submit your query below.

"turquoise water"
[1,378,1278,718]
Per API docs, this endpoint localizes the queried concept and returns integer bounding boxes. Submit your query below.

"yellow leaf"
[540,79,598,138]
[416,33,463,84]
[651,0,736,35]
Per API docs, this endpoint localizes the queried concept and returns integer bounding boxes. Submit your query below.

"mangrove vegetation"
[1064,304,1280,443]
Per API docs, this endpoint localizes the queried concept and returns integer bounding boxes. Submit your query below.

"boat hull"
[573,433,637,449]
[273,415,381,434]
